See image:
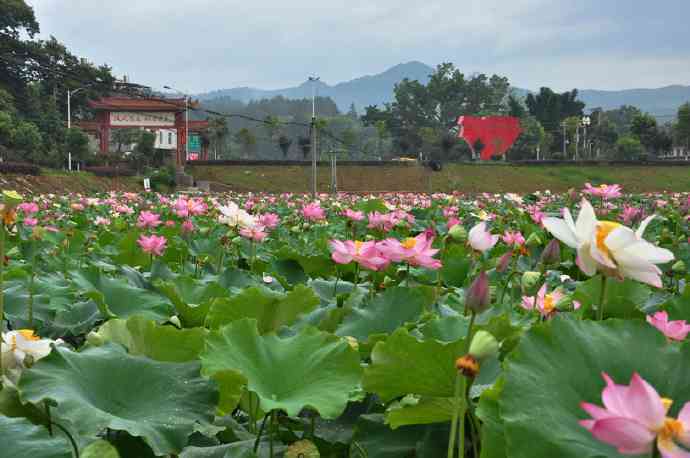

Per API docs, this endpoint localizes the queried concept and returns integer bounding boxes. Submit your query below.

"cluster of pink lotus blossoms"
[581,373,690,457]
[330,232,442,271]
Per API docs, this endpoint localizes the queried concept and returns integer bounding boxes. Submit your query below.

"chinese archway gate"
[76,96,209,167]
[457,115,522,160]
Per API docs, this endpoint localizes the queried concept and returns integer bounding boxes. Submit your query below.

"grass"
[188,163,690,194]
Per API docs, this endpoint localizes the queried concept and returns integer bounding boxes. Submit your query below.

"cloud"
[27,0,690,93]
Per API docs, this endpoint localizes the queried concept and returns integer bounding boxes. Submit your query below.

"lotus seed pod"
[521,271,542,296]
[448,224,467,242]
[468,330,499,361]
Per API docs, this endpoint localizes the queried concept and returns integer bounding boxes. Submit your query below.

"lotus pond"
[0,186,689,458]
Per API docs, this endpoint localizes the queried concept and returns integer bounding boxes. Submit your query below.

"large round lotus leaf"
[501,316,690,458]
[0,415,73,458]
[18,343,219,456]
[201,319,362,419]
[93,315,208,362]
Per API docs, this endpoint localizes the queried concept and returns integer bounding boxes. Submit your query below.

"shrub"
[0,161,40,175]
[84,166,136,177]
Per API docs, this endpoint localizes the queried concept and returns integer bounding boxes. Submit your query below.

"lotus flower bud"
[496,252,512,273]
[540,239,561,265]
[448,224,467,242]
[169,315,182,328]
[465,271,490,313]
[290,225,300,233]
[468,330,499,361]
[455,331,499,378]
[343,336,359,351]
[525,232,542,247]
[521,271,542,295]
[672,260,686,274]
[2,190,23,208]
[286,439,320,458]
[86,331,104,347]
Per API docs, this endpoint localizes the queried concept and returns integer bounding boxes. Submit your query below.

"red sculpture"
[457,116,522,160]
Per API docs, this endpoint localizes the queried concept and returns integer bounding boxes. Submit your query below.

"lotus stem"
[447,372,464,458]
[253,413,270,454]
[0,222,5,384]
[269,410,277,458]
[598,275,608,321]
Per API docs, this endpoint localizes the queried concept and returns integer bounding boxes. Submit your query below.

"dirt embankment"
[0,173,143,195]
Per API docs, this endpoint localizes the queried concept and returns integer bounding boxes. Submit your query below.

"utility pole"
[562,122,567,158]
[66,82,99,171]
[575,125,580,161]
[309,76,320,198]
[582,115,591,159]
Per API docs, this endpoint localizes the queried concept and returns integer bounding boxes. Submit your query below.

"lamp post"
[66,79,100,171]
[308,76,320,198]
[581,115,591,159]
[164,85,189,167]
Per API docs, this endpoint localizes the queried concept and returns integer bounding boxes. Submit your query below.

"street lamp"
[164,85,189,166]
[582,115,591,159]
[308,76,320,198]
[66,78,101,171]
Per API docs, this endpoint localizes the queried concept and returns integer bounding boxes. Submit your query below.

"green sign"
[188,134,201,152]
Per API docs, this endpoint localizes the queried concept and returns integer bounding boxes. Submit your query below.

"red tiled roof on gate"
[88,97,196,111]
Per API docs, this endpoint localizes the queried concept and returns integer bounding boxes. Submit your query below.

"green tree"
[64,127,90,162]
[0,111,15,148]
[508,116,546,160]
[111,128,139,155]
[507,94,527,118]
[235,128,256,159]
[526,88,585,147]
[12,120,42,162]
[208,116,229,159]
[677,102,690,148]
[278,134,292,158]
[132,130,155,170]
[630,113,659,153]
[615,135,644,160]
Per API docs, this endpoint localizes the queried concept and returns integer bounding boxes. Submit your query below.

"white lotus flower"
[468,222,499,253]
[542,199,674,288]
[1,330,61,385]
[218,202,255,229]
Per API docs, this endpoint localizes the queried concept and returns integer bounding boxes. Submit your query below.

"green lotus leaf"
[475,378,506,458]
[205,285,319,333]
[363,328,465,402]
[18,343,218,456]
[573,275,649,319]
[155,276,229,327]
[201,319,361,418]
[501,316,690,458]
[0,415,73,458]
[82,439,120,458]
[385,396,457,429]
[94,315,208,362]
[335,286,432,341]
[663,285,690,321]
[70,268,172,320]
[350,413,449,458]
[441,245,471,287]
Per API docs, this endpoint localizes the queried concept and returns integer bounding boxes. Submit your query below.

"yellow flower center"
[543,294,556,314]
[658,418,684,443]
[662,397,674,412]
[18,330,39,341]
[595,221,621,258]
[354,240,364,255]
[402,238,417,249]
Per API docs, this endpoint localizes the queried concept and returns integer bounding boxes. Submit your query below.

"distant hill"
[198,62,690,119]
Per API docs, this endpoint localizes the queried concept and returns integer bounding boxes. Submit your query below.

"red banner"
[457,116,522,160]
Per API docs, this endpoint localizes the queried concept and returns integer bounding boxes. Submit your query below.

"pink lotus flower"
[521,284,580,318]
[165,220,175,227]
[70,203,84,211]
[239,225,268,242]
[329,240,389,271]
[302,203,325,221]
[583,183,623,200]
[23,217,38,227]
[447,217,461,229]
[181,219,195,234]
[137,211,162,229]
[258,213,280,229]
[114,204,134,215]
[502,231,525,247]
[18,202,39,215]
[620,206,644,226]
[646,311,690,342]
[174,198,207,218]
[527,205,545,225]
[468,222,499,253]
[137,234,167,257]
[367,211,392,231]
[94,217,111,226]
[378,233,442,270]
[343,209,365,221]
[580,372,690,456]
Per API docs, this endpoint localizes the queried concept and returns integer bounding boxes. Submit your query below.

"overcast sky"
[28,0,690,94]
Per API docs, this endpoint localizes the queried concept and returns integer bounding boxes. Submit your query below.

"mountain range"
[197,61,690,120]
